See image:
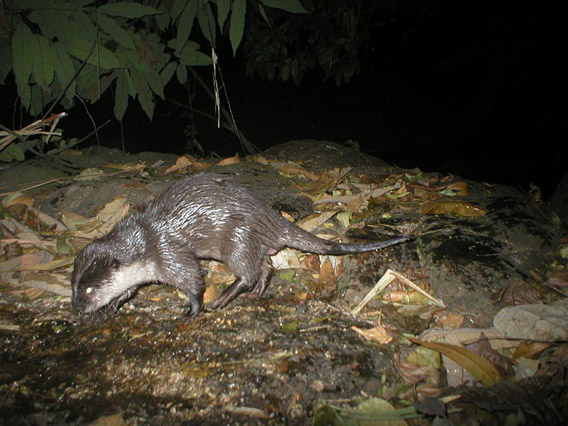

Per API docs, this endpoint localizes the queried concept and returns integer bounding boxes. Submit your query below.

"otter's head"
[71,241,130,314]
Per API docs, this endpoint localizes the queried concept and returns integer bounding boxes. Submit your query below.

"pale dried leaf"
[3,193,33,207]
[297,211,336,232]
[276,163,318,180]
[217,153,240,166]
[421,201,486,216]
[73,168,106,181]
[352,324,394,344]
[252,155,270,165]
[164,156,194,174]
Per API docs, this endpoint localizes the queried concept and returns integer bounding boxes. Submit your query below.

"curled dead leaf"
[217,153,240,166]
[276,163,318,180]
[443,181,469,196]
[3,193,33,207]
[352,324,394,344]
[252,155,270,165]
[165,156,211,174]
[421,201,486,216]
[407,336,501,386]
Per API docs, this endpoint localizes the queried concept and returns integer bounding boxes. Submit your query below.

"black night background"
[1,1,566,198]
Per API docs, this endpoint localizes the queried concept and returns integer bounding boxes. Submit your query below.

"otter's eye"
[86,287,94,294]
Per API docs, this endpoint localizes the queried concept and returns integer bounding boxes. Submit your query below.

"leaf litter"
[1,152,566,425]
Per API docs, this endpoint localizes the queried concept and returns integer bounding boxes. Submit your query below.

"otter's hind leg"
[246,256,273,298]
[210,256,273,309]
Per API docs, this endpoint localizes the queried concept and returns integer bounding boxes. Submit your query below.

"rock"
[493,299,568,341]
[549,173,568,226]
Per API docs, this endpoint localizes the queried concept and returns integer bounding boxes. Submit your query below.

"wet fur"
[72,173,411,318]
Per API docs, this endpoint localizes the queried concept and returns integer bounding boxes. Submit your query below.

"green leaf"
[0,143,25,162]
[98,2,162,19]
[12,21,33,108]
[336,211,352,229]
[29,83,48,115]
[33,34,55,92]
[260,0,307,13]
[230,0,246,55]
[176,63,187,84]
[0,43,12,84]
[171,0,190,22]
[279,270,296,283]
[281,320,299,335]
[98,14,136,50]
[215,0,230,29]
[114,70,129,120]
[258,4,270,24]
[160,62,177,85]
[38,36,55,87]
[66,38,121,69]
[147,69,165,100]
[196,1,216,44]
[312,405,348,426]
[177,44,212,66]
[52,41,77,102]
[176,0,197,51]
[130,68,154,120]
[29,33,46,92]
[355,397,408,425]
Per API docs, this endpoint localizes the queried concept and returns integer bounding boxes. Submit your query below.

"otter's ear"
[110,258,121,269]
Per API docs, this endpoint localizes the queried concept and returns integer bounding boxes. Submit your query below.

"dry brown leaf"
[89,413,127,426]
[318,257,337,287]
[295,171,343,194]
[395,354,441,386]
[9,286,47,300]
[280,211,295,222]
[18,256,74,271]
[407,336,501,386]
[512,342,551,361]
[253,155,270,165]
[464,335,514,378]
[95,196,130,236]
[28,207,66,231]
[421,201,486,216]
[270,248,303,270]
[0,251,54,272]
[277,163,318,180]
[164,156,211,174]
[443,181,469,196]
[217,153,240,166]
[1,217,42,242]
[371,182,403,198]
[203,284,221,304]
[297,211,336,232]
[73,168,106,181]
[301,253,320,271]
[435,312,465,329]
[104,162,146,172]
[292,287,309,301]
[164,156,193,174]
[399,384,442,401]
[351,324,394,344]
[315,193,369,213]
[3,193,33,207]
[19,272,72,296]
[204,260,234,286]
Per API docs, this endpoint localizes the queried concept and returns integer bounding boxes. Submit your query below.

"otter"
[71,173,412,318]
